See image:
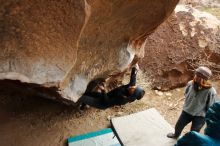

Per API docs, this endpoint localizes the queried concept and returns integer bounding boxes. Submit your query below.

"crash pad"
[111,108,176,146]
[68,128,121,146]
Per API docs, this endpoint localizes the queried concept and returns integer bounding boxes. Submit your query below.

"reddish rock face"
[141,5,220,91]
[0,0,179,103]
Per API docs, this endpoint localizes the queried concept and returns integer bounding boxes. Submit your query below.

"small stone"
[107,116,111,121]
[155,90,163,96]
[176,89,181,92]
[165,92,172,97]
[117,112,124,116]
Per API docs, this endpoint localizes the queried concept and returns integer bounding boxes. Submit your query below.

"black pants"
[79,95,110,109]
[79,92,111,109]
[174,111,205,137]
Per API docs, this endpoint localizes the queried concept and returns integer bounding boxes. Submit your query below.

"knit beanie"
[195,66,212,80]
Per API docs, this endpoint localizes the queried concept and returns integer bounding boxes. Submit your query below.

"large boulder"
[0,0,179,103]
[141,5,220,90]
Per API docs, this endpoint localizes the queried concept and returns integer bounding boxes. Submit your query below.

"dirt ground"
[0,81,220,146]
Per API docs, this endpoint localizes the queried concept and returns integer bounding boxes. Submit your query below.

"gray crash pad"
[111,108,176,146]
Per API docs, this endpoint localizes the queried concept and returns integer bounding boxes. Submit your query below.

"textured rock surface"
[180,0,220,7]
[0,0,179,103]
[141,5,220,90]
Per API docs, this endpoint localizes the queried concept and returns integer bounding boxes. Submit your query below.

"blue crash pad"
[68,128,121,146]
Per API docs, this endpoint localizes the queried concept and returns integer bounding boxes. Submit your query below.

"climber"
[78,64,145,110]
[167,66,218,139]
